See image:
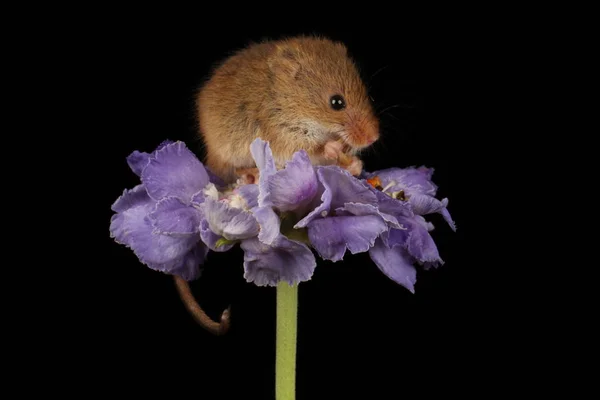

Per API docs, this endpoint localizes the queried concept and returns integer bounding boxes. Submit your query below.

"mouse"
[182,35,381,335]
[195,35,380,183]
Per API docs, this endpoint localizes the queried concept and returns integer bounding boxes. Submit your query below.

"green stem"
[276,282,298,400]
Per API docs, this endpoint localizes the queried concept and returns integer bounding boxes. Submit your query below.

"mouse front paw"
[343,156,363,177]
[323,140,345,161]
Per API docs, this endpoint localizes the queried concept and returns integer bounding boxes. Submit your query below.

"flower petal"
[406,223,443,265]
[111,184,150,213]
[148,196,202,236]
[109,199,202,270]
[252,206,281,245]
[369,238,417,293]
[205,197,259,241]
[205,166,227,189]
[191,190,206,206]
[241,236,316,286]
[368,166,438,197]
[440,206,457,232]
[368,186,414,219]
[307,214,388,262]
[126,140,174,177]
[250,138,277,207]
[199,219,234,252]
[141,141,210,203]
[266,150,318,212]
[295,166,378,228]
[380,225,407,248]
[153,243,207,281]
[407,193,448,215]
[237,184,260,209]
[336,202,403,229]
[126,151,150,177]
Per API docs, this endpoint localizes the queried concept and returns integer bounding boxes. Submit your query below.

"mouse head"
[267,36,380,151]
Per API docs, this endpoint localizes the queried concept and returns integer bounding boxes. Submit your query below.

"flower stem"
[276,282,298,400]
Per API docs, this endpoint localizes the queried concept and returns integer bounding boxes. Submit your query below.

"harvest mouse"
[196,35,380,183]
[181,36,381,335]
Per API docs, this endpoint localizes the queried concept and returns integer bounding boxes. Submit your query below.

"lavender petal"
[200,219,234,252]
[369,238,417,293]
[109,199,201,268]
[250,138,277,207]
[295,165,377,228]
[148,196,202,236]
[252,206,281,245]
[141,141,210,203]
[307,214,388,262]
[204,197,259,241]
[111,184,150,213]
[237,184,260,209]
[267,150,318,212]
[368,166,438,197]
[241,236,316,287]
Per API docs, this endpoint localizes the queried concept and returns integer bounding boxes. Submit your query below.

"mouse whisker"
[367,64,390,90]
[376,103,413,116]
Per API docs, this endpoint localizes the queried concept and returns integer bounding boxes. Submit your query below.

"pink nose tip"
[367,137,377,145]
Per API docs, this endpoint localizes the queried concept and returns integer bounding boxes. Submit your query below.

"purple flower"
[294,165,400,263]
[109,140,212,281]
[237,138,318,286]
[198,183,260,252]
[364,167,456,293]
[365,166,456,231]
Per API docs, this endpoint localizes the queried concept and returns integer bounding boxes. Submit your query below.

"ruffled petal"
[440,206,457,232]
[368,166,438,197]
[336,202,403,229]
[381,225,409,248]
[141,141,210,203]
[190,190,206,206]
[205,166,227,189]
[153,243,207,281]
[266,150,318,212]
[250,138,277,207]
[369,238,417,293]
[295,165,377,228]
[204,197,259,241]
[126,140,174,177]
[405,223,443,265]
[294,180,331,229]
[111,184,150,213]
[237,184,260,209]
[109,199,202,271]
[148,196,202,236]
[199,219,234,252]
[241,236,316,286]
[126,151,150,177]
[407,193,448,215]
[307,214,388,262]
[368,186,414,219]
[252,206,281,245]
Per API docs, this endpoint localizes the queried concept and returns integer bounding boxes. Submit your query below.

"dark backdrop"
[84,12,510,399]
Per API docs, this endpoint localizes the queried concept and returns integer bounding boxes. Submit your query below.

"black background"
[78,10,518,398]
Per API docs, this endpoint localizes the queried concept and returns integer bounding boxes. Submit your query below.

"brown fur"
[196,35,380,183]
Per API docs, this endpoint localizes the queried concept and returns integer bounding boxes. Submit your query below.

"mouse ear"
[268,44,301,78]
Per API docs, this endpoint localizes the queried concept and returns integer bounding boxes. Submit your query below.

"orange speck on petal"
[367,176,382,189]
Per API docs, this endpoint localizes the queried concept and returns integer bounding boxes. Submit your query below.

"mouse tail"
[173,276,231,336]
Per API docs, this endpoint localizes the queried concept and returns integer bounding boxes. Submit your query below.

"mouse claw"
[344,156,363,176]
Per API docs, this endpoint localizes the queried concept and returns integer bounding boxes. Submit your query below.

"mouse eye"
[330,95,346,111]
